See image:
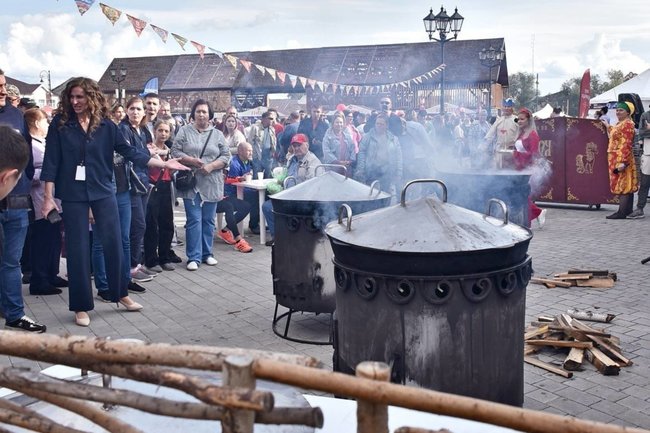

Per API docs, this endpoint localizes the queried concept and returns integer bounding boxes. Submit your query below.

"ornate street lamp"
[478,46,505,117]
[423,6,464,114]
[109,64,127,104]
[39,70,52,107]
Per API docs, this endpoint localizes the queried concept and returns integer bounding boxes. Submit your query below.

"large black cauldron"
[325,180,533,406]
[270,167,391,342]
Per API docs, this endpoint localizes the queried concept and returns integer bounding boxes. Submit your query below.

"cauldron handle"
[283,176,297,189]
[369,180,382,198]
[485,198,509,224]
[315,164,348,178]
[400,179,447,207]
[337,204,353,231]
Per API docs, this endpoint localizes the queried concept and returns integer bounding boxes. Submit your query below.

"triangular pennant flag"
[208,47,224,58]
[254,64,266,75]
[316,81,325,91]
[266,68,276,80]
[150,24,168,43]
[75,0,95,15]
[288,74,297,88]
[126,14,147,37]
[224,54,238,69]
[276,71,286,84]
[240,60,252,72]
[307,79,316,89]
[191,41,205,59]
[298,77,307,88]
[99,3,121,25]
[171,33,188,51]
[332,84,338,93]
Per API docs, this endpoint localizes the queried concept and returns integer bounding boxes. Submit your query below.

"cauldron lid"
[325,179,532,253]
[271,167,391,203]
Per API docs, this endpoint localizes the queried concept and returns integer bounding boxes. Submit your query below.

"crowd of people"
[0,63,585,332]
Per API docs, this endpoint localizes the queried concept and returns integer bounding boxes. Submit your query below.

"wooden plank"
[553,273,592,280]
[524,326,549,340]
[526,340,593,349]
[524,344,539,356]
[570,320,632,367]
[563,348,584,371]
[537,315,556,323]
[530,278,572,288]
[575,278,615,288]
[567,269,609,276]
[585,347,620,375]
[524,356,573,378]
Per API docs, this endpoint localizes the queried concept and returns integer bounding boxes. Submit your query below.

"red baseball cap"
[291,133,309,144]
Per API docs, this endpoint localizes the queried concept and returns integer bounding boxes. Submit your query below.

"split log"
[356,362,390,433]
[524,356,573,378]
[252,359,650,433]
[567,269,610,276]
[0,399,88,433]
[537,315,556,323]
[563,348,585,371]
[567,308,616,323]
[570,320,632,366]
[530,278,572,288]
[525,340,592,349]
[0,331,321,372]
[0,385,143,433]
[524,344,539,356]
[553,273,592,280]
[524,325,548,340]
[585,348,620,375]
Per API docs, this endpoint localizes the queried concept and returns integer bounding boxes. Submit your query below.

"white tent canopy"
[533,103,554,119]
[590,68,650,107]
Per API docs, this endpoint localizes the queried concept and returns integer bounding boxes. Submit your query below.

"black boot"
[606,194,633,219]
[623,193,634,217]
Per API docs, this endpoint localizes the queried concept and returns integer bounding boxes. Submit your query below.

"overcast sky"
[1,0,649,96]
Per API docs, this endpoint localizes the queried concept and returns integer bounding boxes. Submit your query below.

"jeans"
[144,182,174,267]
[636,173,650,210]
[216,196,251,238]
[92,191,131,294]
[183,193,217,263]
[130,193,148,268]
[0,209,29,322]
[243,190,260,229]
[262,200,275,237]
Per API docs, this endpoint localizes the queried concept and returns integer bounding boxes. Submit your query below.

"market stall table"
[233,178,276,245]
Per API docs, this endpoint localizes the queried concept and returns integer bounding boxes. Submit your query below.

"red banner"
[578,69,591,118]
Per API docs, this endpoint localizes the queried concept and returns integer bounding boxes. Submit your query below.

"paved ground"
[2,202,650,429]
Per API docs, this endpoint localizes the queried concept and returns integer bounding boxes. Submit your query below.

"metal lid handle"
[283,176,297,189]
[369,180,382,198]
[315,164,348,178]
[485,198,509,224]
[338,204,353,231]
[400,179,448,207]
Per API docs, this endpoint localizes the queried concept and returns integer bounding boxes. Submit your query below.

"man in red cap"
[261,133,321,246]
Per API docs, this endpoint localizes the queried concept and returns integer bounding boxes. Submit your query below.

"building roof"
[98,38,508,94]
[5,76,40,95]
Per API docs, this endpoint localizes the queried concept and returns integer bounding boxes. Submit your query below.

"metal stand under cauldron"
[326,180,533,406]
[270,166,391,345]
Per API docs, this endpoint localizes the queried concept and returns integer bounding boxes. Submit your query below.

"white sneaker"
[186,261,199,271]
[537,209,547,229]
[203,256,218,266]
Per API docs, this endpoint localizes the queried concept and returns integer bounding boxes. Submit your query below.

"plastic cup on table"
[257,172,264,180]
[244,173,252,182]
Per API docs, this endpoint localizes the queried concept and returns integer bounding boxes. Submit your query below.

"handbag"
[174,130,214,192]
[129,168,148,195]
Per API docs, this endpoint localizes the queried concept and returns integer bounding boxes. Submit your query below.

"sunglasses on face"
[380,102,391,105]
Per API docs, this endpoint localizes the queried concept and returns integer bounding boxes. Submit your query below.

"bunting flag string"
[99,3,121,25]
[84,2,448,95]
[75,0,95,15]
[191,41,205,59]
[126,14,147,37]
[171,33,188,51]
[150,24,168,43]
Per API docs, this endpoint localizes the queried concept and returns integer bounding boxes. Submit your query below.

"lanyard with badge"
[76,134,87,181]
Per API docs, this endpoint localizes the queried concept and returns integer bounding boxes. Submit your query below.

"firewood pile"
[524,312,631,379]
[530,269,617,289]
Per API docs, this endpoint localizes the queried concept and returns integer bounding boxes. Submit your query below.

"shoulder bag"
[174,129,214,191]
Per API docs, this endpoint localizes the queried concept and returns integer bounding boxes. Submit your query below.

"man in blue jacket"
[0,69,46,332]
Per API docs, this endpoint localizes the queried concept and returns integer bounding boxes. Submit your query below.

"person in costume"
[606,101,638,219]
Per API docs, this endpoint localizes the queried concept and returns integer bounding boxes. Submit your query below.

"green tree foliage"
[507,72,537,109]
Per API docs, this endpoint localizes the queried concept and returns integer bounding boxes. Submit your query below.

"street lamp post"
[109,64,127,104]
[423,6,464,114]
[478,46,505,117]
[39,70,52,107]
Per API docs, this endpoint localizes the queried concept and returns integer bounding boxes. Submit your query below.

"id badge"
[75,165,86,181]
